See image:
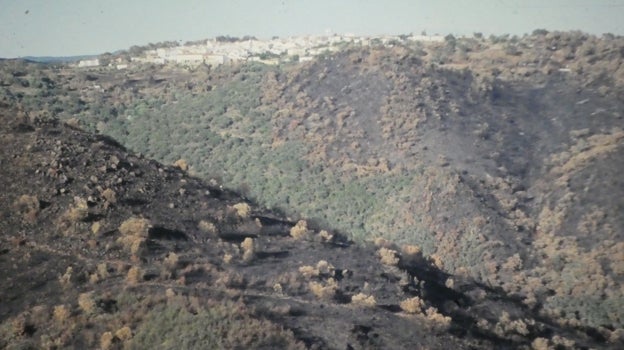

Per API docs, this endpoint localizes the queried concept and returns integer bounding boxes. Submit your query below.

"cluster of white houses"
[76,34,445,69]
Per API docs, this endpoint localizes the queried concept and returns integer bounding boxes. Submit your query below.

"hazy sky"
[1,0,623,58]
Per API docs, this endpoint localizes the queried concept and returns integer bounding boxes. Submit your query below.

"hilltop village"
[77,34,445,68]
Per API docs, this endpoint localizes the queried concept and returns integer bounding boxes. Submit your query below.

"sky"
[1,0,623,58]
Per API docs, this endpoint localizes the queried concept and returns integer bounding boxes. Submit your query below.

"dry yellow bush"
[165,288,176,299]
[78,292,96,314]
[429,254,444,269]
[316,260,335,276]
[89,272,100,284]
[318,230,333,242]
[126,266,143,285]
[173,159,189,171]
[290,220,309,239]
[298,265,318,278]
[378,247,399,266]
[100,331,114,350]
[241,237,254,252]
[64,197,89,222]
[164,252,179,270]
[198,220,217,235]
[309,278,337,299]
[531,337,550,350]
[53,305,70,323]
[119,217,150,237]
[400,296,424,314]
[401,244,421,256]
[232,202,251,218]
[610,328,624,343]
[11,315,27,336]
[97,263,109,279]
[101,188,117,204]
[373,237,392,248]
[351,293,377,307]
[425,307,452,330]
[115,326,133,342]
[299,260,335,279]
[241,237,255,262]
[223,253,233,264]
[58,266,73,288]
[118,217,150,255]
[91,221,101,235]
[495,311,530,336]
[273,283,284,295]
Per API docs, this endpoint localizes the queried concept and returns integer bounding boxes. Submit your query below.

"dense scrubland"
[1,30,624,347]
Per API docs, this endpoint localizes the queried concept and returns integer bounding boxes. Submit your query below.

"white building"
[78,58,100,67]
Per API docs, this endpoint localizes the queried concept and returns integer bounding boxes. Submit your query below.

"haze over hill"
[1,31,623,348]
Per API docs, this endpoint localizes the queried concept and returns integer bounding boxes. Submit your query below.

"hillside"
[1,30,623,347]
[4,107,619,348]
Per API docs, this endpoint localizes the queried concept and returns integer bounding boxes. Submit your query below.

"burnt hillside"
[4,108,621,348]
[1,30,623,342]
